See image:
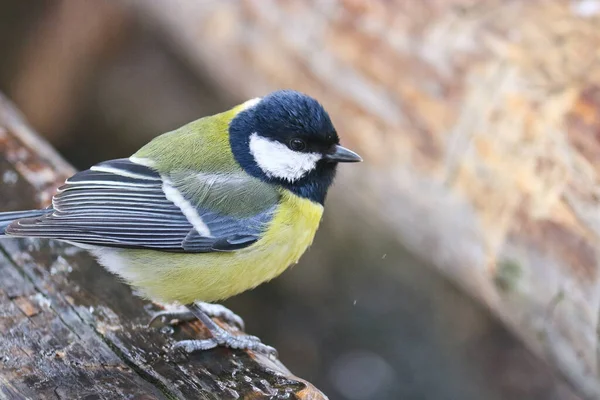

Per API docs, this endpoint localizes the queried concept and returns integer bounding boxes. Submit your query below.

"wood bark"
[125,1,600,398]
[0,93,327,399]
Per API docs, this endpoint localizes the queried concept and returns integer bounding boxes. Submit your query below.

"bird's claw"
[152,302,274,356]
[173,334,278,357]
[173,339,218,352]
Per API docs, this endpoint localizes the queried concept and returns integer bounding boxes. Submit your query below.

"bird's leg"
[149,301,245,330]
[193,302,245,330]
[173,302,278,357]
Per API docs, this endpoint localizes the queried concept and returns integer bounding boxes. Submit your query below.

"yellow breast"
[101,190,324,304]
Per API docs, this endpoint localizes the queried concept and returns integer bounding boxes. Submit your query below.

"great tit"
[0,90,362,355]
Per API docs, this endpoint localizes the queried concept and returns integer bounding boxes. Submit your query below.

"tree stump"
[0,93,327,399]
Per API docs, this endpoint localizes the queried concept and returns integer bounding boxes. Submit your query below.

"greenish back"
[134,106,241,173]
[133,104,279,217]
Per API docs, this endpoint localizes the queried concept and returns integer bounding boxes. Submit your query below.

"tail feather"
[0,209,49,234]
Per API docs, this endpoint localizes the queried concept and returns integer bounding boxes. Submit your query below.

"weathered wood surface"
[0,93,327,399]
[126,1,600,398]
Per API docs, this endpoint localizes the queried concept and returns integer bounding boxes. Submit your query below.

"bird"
[0,90,362,355]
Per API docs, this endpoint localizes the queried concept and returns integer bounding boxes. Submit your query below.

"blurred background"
[2,1,600,399]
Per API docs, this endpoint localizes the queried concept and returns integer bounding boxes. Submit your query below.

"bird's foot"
[174,333,277,356]
[149,302,245,330]
[192,302,245,330]
[172,303,278,357]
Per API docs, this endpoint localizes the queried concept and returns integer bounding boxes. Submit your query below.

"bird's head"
[229,90,362,204]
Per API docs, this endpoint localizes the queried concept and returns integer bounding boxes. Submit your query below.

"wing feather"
[7,158,278,252]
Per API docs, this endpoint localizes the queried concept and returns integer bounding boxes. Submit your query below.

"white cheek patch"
[249,133,322,182]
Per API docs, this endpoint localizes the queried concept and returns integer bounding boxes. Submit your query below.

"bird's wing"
[6,158,279,252]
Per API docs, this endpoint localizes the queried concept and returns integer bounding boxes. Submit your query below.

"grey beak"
[325,145,363,163]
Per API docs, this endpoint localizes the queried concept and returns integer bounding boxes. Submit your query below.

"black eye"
[289,138,306,151]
